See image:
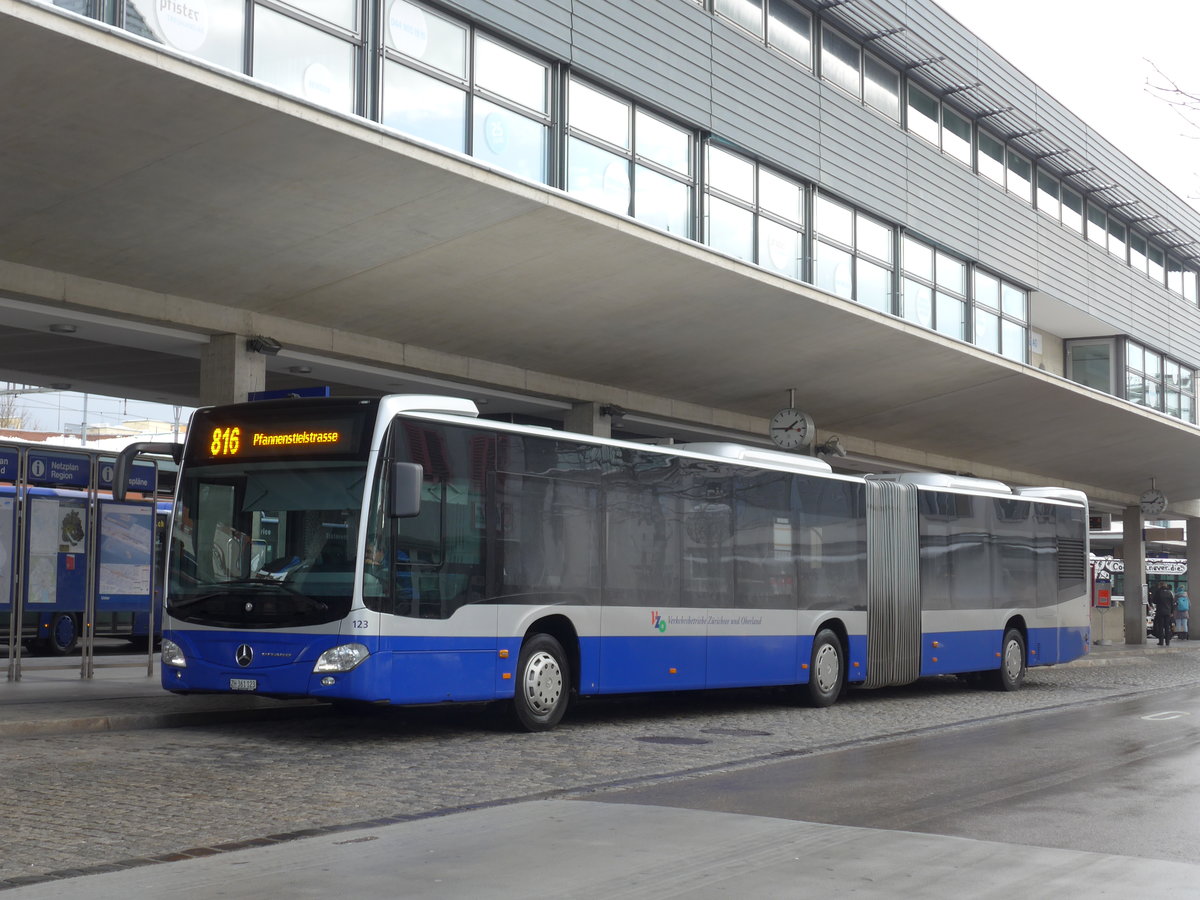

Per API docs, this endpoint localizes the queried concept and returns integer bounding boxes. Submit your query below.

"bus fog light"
[313,643,369,673]
[321,676,336,686]
[161,638,187,668]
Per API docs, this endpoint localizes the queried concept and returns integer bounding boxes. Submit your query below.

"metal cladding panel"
[570,0,714,127]
[441,0,572,59]
[815,93,909,222]
[898,138,981,251]
[710,31,822,179]
[864,479,921,689]
[1034,218,1091,309]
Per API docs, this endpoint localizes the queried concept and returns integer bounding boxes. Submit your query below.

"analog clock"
[1139,488,1168,516]
[769,408,815,450]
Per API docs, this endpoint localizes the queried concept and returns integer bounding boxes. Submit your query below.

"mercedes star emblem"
[235,644,254,667]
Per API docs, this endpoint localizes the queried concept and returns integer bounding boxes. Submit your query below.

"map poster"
[24,495,87,608]
[97,501,154,608]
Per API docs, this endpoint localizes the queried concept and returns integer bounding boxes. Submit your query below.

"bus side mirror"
[389,462,423,518]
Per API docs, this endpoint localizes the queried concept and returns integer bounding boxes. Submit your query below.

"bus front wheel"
[988,628,1026,692]
[512,634,570,732]
[804,628,844,708]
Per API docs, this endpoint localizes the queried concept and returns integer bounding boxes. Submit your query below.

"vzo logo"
[650,611,667,633]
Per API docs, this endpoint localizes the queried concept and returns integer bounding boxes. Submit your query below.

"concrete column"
[1187,518,1200,640]
[563,402,611,439]
[1122,505,1147,645]
[199,333,267,406]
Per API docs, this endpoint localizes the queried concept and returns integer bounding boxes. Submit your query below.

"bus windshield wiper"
[169,580,329,614]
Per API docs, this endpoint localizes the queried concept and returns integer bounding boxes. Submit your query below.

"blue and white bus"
[120,394,1090,730]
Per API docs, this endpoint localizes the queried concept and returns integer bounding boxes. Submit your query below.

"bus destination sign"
[190,403,372,462]
[209,425,347,457]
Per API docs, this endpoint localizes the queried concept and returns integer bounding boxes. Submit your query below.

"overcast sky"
[935,0,1200,210]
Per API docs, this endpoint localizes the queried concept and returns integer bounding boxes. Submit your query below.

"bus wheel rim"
[814,643,839,693]
[523,651,563,714]
[1003,639,1022,680]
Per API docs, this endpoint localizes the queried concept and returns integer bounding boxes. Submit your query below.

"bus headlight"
[161,638,187,668]
[313,643,369,673]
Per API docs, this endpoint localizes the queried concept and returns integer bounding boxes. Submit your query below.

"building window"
[766,0,811,67]
[900,236,966,340]
[820,25,861,97]
[756,168,805,279]
[1148,244,1166,284]
[1130,232,1149,275]
[1036,171,1060,221]
[1066,337,1195,423]
[633,111,694,236]
[471,35,550,183]
[382,1,468,152]
[716,0,764,38]
[703,143,805,279]
[1168,255,1185,296]
[863,54,899,121]
[566,79,695,235]
[941,106,972,166]
[977,130,1005,186]
[252,7,359,114]
[123,0,246,70]
[814,195,892,312]
[1066,339,1117,394]
[1087,203,1107,249]
[1061,186,1084,233]
[566,79,631,214]
[380,5,550,182]
[907,84,940,146]
[1006,150,1032,203]
[1107,218,1128,262]
[973,270,1027,362]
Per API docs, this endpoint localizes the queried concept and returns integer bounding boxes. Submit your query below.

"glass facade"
[1066,337,1196,424]
[48,0,1200,423]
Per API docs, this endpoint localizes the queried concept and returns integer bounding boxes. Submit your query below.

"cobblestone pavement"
[2,652,1199,889]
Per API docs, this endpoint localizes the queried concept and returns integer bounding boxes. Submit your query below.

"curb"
[4,702,326,737]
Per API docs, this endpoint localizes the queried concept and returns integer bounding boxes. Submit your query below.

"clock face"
[1140,489,1167,515]
[769,408,813,450]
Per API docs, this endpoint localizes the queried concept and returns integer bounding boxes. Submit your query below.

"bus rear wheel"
[804,628,844,708]
[512,634,570,732]
[988,628,1026,692]
[35,613,79,656]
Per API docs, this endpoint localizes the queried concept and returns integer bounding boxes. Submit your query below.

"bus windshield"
[168,460,368,628]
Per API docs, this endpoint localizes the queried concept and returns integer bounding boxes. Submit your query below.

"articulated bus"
[119,395,1090,730]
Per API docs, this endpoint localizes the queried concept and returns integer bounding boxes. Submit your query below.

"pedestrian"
[1175,588,1190,641]
[1151,582,1177,646]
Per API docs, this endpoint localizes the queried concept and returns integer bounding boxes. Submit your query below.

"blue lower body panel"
[164,622,1089,705]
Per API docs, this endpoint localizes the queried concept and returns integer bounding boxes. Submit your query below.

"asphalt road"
[590,684,1200,863]
[3,649,1200,896]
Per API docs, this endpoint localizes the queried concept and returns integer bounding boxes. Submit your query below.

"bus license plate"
[229,678,257,691]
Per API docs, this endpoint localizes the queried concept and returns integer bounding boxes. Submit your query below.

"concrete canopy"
[2,0,1199,513]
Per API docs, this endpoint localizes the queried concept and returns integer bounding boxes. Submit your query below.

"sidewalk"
[0,654,321,736]
[2,640,1195,738]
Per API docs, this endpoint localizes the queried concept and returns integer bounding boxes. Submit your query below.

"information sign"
[26,451,90,488]
[97,459,157,493]
[0,447,18,481]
